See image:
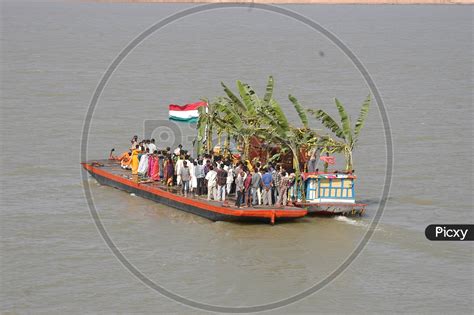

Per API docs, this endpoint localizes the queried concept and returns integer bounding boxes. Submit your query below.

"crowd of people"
[110,135,299,208]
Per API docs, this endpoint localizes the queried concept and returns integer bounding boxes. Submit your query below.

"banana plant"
[257,96,320,202]
[218,76,275,159]
[195,98,226,155]
[307,94,371,171]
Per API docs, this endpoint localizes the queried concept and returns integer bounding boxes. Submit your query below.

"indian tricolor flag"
[168,101,207,123]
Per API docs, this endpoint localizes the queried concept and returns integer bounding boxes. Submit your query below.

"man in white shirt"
[225,165,234,195]
[130,135,138,151]
[148,138,157,154]
[173,144,182,157]
[205,165,218,201]
[175,155,184,186]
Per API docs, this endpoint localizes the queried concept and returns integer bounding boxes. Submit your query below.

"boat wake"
[334,216,385,233]
[335,216,367,227]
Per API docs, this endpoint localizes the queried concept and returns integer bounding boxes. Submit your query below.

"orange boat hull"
[82,161,307,224]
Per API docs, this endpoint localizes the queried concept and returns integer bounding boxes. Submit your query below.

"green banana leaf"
[220,105,244,130]
[354,94,371,138]
[221,81,246,113]
[335,98,353,144]
[268,99,290,132]
[288,94,309,129]
[263,75,274,105]
[237,81,260,114]
[308,108,345,139]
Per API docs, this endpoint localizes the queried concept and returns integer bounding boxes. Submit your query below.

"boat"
[82,159,307,224]
[245,138,367,216]
[293,172,367,216]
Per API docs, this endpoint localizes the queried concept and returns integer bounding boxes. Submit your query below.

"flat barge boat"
[82,160,307,224]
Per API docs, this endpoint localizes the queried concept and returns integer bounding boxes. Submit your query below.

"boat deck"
[82,159,307,224]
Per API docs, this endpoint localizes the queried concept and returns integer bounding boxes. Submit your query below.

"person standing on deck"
[164,157,174,186]
[149,151,160,181]
[235,170,245,208]
[272,165,282,205]
[158,150,164,180]
[216,163,228,202]
[250,169,262,206]
[138,148,150,176]
[189,160,197,195]
[307,149,318,173]
[204,159,211,174]
[175,155,184,187]
[287,173,296,204]
[195,160,205,196]
[148,139,156,155]
[256,167,263,205]
[276,171,289,206]
[163,157,168,183]
[205,165,217,201]
[131,145,141,175]
[233,162,242,192]
[173,144,182,157]
[130,135,138,151]
[203,159,211,195]
[226,164,234,196]
[144,139,150,151]
[243,169,252,207]
[202,154,211,167]
[179,161,191,195]
[261,167,273,206]
[238,167,248,205]
[147,150,153,178]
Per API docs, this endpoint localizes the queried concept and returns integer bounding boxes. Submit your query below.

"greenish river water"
[1,1,472,313]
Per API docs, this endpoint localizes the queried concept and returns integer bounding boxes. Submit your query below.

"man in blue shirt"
[261,167,273,206]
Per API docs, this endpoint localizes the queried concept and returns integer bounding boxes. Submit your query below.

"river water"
[1,1,472,313]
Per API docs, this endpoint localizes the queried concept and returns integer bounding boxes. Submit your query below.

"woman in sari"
[158,151,164,180]
[131,145,141,175]
[163,157,168,183]
[165,157,174,186]
[147,151,154,178]
[149,151,160,181]
[137,148,150,176]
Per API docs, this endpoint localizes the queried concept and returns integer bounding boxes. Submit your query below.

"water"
[1,1,472,313]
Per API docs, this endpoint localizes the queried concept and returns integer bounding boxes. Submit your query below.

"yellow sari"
[131,149,140,175]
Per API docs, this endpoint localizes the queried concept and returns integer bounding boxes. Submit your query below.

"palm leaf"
[308,108,345,139]
[288,94,309,129]
[335,98,353,144]
[354,94,371,138]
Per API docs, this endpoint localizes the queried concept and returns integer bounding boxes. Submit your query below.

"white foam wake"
[335,216,366,227]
